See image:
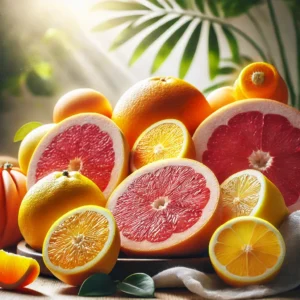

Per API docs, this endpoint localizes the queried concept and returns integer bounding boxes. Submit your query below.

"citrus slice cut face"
[130,119,196,172]
[43,205,120,286]
[27,113,129,198]
[193,99,300,211]
[220,169,288,227]
[107,158,220,257]
[0,250,40,290]
[209,216,286,287]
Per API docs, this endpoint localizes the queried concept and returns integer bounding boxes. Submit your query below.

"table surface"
[1,276,300,299]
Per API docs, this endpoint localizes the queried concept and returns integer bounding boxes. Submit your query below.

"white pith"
[107,158,220,252]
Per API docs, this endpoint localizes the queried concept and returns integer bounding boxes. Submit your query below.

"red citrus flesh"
[27,113,129,198]
[193,99,300,211]
[106,158,220,257]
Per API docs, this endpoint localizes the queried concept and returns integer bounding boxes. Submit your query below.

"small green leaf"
[129,16,181,66]
[117,273,155,298]
[203,80,233,94]
[207,0,220,16]
[208,24,220,80]
[32,62,53,80]
[222,27,240,63]
[110,15,164,50]
[175,0,188,9]
[14,122,43,142]
[92,15,141,32]
[91,1,150,11]
[179,21,202,78]
[25,70,55,96]
[78,273,116,297]
[195,0,205,12]
[147,0,164,9]
[217,67,237,75]
[152,19,192,73]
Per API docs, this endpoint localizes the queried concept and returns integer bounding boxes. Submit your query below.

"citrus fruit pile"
[2,61,298,290]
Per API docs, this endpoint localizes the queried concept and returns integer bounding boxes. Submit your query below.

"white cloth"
[153,211,300,299]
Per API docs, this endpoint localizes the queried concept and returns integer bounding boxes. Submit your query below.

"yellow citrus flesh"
[209,216,286,287]
[0,250,40,289]
[220,170,289,227]
[18,171,107,251]
[43,205,120,286]
[130,119,196,172]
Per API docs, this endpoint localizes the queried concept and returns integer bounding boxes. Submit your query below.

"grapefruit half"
[193,99,300,211]
[106,158,220,257]
[27,113,129,198]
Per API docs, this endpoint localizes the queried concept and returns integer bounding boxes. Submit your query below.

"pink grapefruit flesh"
[193,99,300,211]
[106,158,220,257]
[27,113,129,198]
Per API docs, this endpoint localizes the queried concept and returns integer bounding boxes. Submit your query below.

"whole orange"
[112,77,212,148]
[53,88,112,123]
[207,86,237,112]
[18,170,106,251]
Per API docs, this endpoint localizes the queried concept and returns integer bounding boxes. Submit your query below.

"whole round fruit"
[18,124,55,174]
[112,77,212,148]
[0,163,27,249]
[18,170,106,251]
[53,88,112,123]
[207,86,237,112]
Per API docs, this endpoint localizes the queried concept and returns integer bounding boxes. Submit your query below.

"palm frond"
[208,24,220,80]
[91,1,150,11]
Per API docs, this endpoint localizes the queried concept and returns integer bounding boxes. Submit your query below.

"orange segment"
[0,250,40,290]
[130,119,196,172]
[238,62,279,98]
[209,216,285,287]
[43,205,120,286]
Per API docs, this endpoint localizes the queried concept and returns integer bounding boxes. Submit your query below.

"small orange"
[53,88,112,123]
[18,170,106,251]
[207,86,237,112]
[234,62,288,104]
[112,77,212,148]
[130,119,196,172]
[0,250,40,290]
[43,205,120,286]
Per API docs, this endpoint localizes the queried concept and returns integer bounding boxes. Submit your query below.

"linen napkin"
[153,211,300,299]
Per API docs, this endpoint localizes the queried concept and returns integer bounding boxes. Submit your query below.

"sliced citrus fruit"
[193,99,300,211]
[209,216,286,287]
[27,113,129,198]
[220,169,289,227]
[19,170,107,251]
[106,158,220,257]
[0,250,40,290]
[43,205,120,286]
[130,119,196,172]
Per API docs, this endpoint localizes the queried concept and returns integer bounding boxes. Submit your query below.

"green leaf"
[208,24,220,80]
[202,80,233,94]
[14,122,43,142]
[207,0,220,16]
[222,27,240,63]
[175,0,188,9]
[78,273,116,297]
[110,15,164,50]
[152,19,192,73]
[117,273,155,298]
[91,1,150,11]
[92,15,141,32]
[32,62,53,80]
[179,21,202,78]
[25,70,55,96]
[195,0,205,12]
[129,16,181,66]
[147,0,164,9]
[218,0,263,18]
[217,67,237,75]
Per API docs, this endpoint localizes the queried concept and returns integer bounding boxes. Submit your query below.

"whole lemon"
[18,170,106,251]
[18,124,56,174]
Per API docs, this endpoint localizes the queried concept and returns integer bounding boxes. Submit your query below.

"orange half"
[0,250,40,290]
[130,119,196,172]
[209,216,285,287]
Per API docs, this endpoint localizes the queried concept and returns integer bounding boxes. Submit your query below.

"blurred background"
[1,0,299,156]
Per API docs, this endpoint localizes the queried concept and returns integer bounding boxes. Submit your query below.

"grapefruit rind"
[27,113,129,198]
[43,205,120,286]
[209,216,286,286]
[107,158,220,257]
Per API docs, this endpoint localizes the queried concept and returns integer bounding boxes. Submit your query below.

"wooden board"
[17,240,214,280]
